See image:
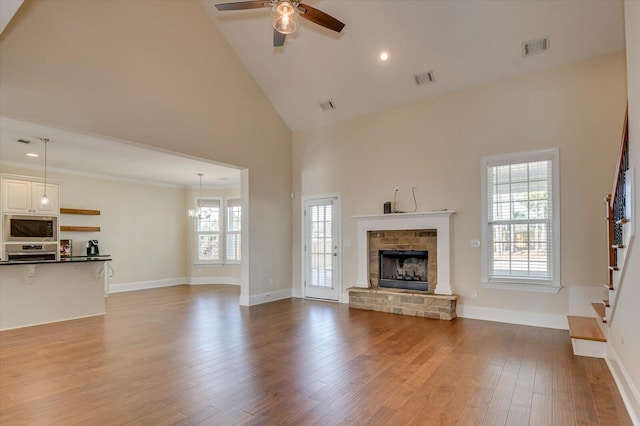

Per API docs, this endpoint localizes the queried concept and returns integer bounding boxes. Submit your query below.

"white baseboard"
[292,288,303,299]
[607,344,640,425]
[108,277,240,293]
[108,278,186,293]
[188,277,240,285]
[457,304,568,330]
[239,288,292,306]
[0,313,105,332]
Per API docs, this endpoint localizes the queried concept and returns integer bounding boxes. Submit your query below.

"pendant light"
[188,173,210,219]
[40,138,50,206]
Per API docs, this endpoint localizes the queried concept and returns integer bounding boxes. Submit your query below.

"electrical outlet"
[268,278,274,287]
[471,290,478,298]
[471,239,480,248]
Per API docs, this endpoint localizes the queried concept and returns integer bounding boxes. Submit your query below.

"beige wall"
[0,0,292,300]
[0,165,188,286]
[293,53,628,318]
[608,0,640,415]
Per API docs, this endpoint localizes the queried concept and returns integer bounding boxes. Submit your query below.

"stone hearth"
[348,287,458,320]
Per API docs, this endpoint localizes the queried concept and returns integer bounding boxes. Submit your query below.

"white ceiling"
[203,0,626,131]
[0,1,626,184]
[0,117,241,187]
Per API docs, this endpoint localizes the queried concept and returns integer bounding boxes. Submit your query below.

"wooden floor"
[0,285,632,425]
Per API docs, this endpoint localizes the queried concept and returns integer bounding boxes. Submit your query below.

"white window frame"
[194,197,223,265]
[481,148,561,293]
[225,197,241,265]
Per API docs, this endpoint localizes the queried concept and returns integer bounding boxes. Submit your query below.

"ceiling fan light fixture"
[272,0,299,35]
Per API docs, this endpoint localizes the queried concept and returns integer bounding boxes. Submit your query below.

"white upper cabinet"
[1,178,59,214]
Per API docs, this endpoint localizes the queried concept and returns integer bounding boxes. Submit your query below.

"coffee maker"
[86,240,100,256]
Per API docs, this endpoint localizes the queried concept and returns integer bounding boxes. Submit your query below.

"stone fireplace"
[368,229,437,291]
[348,211,458,320]
[379,249,429,291]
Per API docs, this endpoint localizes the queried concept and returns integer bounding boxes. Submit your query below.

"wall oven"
[4,243,58,262]
[3,214,58,243]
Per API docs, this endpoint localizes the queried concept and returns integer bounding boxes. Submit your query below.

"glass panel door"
[304,197,340,301]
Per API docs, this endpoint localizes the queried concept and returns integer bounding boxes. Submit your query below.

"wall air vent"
[523,36,550,57]
[16,138,33,144]
[415,71,435,86]
[319,100,336,111]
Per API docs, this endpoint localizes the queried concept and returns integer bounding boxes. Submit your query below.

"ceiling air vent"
[319,100,336,111]
[523,36,550,57]
[16,138,33,144]
[415,71,435,86]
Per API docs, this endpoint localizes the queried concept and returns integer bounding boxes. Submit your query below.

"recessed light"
[26,153,39,157]
[379,51,389,61]
[217,177,230,181]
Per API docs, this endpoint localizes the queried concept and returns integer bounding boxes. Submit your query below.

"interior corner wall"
[0,0,292,299]
[292,52,628,324]
[606,1,640,419]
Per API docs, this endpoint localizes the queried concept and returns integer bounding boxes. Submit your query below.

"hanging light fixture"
[272,0,299,35]
[188,173,210,219]
[40,138,50,206]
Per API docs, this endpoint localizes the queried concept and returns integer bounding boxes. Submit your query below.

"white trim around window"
[225,197,241,264]
[194,197,223,265]
[480,148,561,293]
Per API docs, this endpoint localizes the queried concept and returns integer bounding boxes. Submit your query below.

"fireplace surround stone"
[349,211,458,320]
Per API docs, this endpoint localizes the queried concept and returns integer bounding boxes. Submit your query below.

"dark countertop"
[0,256,112,266]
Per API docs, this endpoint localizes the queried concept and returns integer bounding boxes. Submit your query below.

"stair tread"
[567,316,607,342]
[591,302,607,322]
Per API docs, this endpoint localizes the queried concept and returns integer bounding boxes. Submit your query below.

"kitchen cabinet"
[1,178,59,214]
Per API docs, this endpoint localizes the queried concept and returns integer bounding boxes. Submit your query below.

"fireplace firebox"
[379,250,428,291]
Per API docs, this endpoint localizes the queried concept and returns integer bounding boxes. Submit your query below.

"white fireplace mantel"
[352,210,456,295]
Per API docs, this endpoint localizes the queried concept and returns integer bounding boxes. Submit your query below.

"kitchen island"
[0,256,111,330]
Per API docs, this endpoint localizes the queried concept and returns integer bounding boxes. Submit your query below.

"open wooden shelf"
[60,226,101,232]
[60,208,101,215]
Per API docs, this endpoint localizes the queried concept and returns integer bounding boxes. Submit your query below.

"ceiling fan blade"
[297,3,345,33]
[215,1,270,11]
[274,29,286,47]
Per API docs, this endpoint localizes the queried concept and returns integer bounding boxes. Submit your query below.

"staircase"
[568,110,633,358]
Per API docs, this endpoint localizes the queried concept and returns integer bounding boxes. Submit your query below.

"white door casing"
[303,195,341,301]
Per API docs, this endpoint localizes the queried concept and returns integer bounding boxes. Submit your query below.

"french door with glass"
[303,196,340,301]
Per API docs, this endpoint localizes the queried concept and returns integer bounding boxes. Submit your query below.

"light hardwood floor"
[0,285,632,425]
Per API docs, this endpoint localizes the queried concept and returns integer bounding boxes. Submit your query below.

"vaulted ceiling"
[0,0,626,184]
[203,0,626,131]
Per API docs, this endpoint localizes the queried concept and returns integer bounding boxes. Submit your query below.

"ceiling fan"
[214,0,345,47]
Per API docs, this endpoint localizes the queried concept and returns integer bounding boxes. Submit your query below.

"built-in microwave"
[3,214,58,242]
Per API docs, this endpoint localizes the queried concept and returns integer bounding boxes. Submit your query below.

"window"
[226,198,241,263]
[481,149,560,292]
[195,198,222,264]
